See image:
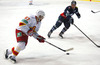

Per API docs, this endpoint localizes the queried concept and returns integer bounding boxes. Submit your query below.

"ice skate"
[5,49,9,59]
[59,32,63,38]
[9,56,16,64]
[47,30,53,38]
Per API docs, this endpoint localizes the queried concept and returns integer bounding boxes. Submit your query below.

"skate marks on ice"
[48,32,100,43]
[65,35,100,42]
[16,54,71,64]
[9,53,100,65]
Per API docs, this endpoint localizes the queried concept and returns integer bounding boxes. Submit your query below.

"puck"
[66,53,70,55]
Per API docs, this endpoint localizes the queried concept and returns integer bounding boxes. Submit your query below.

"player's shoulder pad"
[75,6,78,9]
[75,6,78,10]
[67,6,71,9]
[29,14,35,19]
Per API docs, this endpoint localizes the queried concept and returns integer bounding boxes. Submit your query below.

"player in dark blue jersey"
[48,1,81,38]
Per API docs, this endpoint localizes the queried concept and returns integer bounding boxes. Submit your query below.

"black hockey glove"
[76,13,81,19]
[69,18,74,24]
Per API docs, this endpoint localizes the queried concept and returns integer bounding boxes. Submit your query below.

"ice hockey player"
[5,10,45,63]
[29,0,33,5]
[48,1,81,38]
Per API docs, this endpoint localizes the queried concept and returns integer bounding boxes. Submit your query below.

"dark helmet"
[71,1,77,5]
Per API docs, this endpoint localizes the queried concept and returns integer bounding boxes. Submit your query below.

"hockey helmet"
[71,1,77,5]
[36,10,45,18]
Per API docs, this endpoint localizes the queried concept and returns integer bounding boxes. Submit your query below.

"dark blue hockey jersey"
[60,6,81,19]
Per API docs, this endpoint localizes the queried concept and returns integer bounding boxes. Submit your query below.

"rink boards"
[78,0,100,2]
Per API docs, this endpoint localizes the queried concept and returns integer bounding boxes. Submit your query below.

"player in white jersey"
[29,0,33,5]
[5,10,45,63]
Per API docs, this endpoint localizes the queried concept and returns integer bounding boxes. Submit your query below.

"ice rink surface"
[0,0,100,65]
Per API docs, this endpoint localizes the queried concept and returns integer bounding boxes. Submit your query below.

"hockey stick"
[73,24,100,48]
[45,41,73,52]
[91,10,100,13]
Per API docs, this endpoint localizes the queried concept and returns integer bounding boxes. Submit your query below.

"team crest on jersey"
[17,32,22,37]
[32,26,36,32]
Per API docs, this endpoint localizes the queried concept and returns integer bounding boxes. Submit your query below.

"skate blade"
[8,59,16,64]
[4,49,8,59]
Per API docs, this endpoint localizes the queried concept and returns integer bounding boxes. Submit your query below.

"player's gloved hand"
[78,15,81,19]
[76,13,81,19]
[37,35,45,43]
[27,29,33,36]
[69,17,74,24]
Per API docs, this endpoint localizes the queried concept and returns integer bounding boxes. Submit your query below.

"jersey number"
[24,16,30,21]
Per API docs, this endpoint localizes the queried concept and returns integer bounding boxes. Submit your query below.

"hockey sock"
[12,47,19,56]
[7,49,12,55]
[51,20,62,32]
[11,42,26,57]
[50,25,57,32]
[60,27,67,34]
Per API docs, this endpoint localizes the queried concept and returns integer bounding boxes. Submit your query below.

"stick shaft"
[73,24,99,47]
[45,41,66,52]
[95,11,100,13]
[91,10,100,13]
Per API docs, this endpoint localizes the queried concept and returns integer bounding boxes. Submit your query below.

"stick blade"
[91,10,95,13]
[64,48,74,52]
[97,46,100,48]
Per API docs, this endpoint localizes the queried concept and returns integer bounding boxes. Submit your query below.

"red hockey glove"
[27,29,33,36]
[37,35,45,43]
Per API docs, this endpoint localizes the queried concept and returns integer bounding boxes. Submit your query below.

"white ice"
[0,0,100,65]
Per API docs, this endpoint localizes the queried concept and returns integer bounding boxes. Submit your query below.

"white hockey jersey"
[17,15,41,37]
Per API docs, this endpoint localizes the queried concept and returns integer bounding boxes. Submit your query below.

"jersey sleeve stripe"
[19,22,26,27]
[21,19,28,24]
